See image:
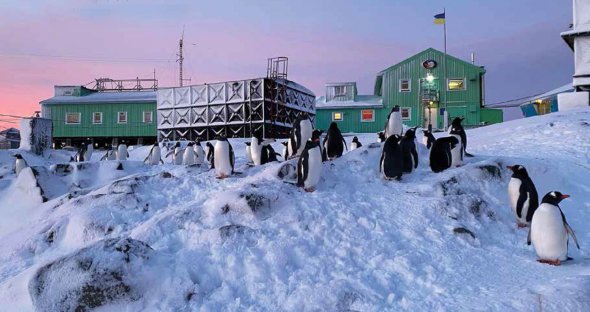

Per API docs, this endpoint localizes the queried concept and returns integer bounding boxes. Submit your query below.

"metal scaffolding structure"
[92,77,158,92]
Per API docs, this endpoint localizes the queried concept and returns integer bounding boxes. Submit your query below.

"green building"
[315,48,503,132]
[40,85,157,147]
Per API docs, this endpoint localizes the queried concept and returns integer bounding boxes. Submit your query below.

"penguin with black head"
[117,144,129,161]
[281,141,289,160]
[380,134,404,180]
[449,117,472,157]
[377,131,386,143]
[193,139,205,165]
[84,141,94,162]
[250,131,265,165]
[351,136,362,150]
[507,165,539,227]
[75,143,87,162]
[422,129,436,149]
[206,142,215,169]
[288,113,313,158]
[262,144,281,163]
[297,130,323,192]
[323,122,347,160]
[529,191,580,266]
[144,143,163,165]
[384,105,403,138]
[214,136,234,179]
[13,153,28,176]
[245,142,253,164]
[429,136,458,173]
[400,127,419,173]
[165,141,182,164]
[183,142,197,165]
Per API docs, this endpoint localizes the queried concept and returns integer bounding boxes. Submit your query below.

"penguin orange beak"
[506,166,514,170]
[560,194,570,199]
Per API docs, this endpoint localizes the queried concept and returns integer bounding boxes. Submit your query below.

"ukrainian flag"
[434,12,445,25]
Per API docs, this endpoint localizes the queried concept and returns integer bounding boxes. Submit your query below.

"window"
[332,112,343,121]
[448,78,466,91]
[92,112,102,124]
[334,85,346,96]
[143,111,153,123]
[399,79,411,92]
[401,107,411,120]
[360,109,374,122]
[118,111,128,124]
[65,113,81,124]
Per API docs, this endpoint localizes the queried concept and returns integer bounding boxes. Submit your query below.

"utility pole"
[177,28,185,87]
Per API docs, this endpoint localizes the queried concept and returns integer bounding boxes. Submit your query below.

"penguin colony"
[24,113,576,266]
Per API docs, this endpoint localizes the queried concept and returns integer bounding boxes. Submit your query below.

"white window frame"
[334,85,346,96]
[360,109,375,122]
[65,112,81,125]
[401,107,411,120]
[332,112,343,121]
[399,79,411,92]
[92,112,103,124]
[447,78,466,91]
[143,111,153,123]
[117,111,128,124]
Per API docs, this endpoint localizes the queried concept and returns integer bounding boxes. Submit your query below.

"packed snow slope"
[0,108,589,311]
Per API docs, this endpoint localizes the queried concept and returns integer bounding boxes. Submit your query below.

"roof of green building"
[316,95,383,109]
[377,48,486,75]
[40,90,157,105]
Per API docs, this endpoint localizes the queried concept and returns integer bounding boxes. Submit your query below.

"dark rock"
[116,162,124,170]
[29,238,152,312]
[160,171,173,179]
[453,227,475,238]
[241,193,270,212]
[219,224,251,240]
[440,177,459,196]
[277,163,296,180]
[469,199,487,216]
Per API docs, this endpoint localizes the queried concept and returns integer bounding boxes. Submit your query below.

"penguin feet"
[537,259,561,266]
[304,187,316,192]
[216,174,228,179]
[517,223,528,228]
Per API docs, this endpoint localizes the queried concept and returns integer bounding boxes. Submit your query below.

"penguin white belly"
[84,147,93,162]
[387,113,402,137]
[194,146,204,165]
[304,147,322,189]
[117,145,128,161]
[183,148,195,165]
[214,142,232,177]
[351,142,358,150]
[251,140,263,165]
[246,145,253,164]
[531,204,568,261]
[298,120,313,155]
[15,159,26,176]
[149,147,161,165]
[508,178,522,215]
[173,148,183,165]
[450,138,463,167]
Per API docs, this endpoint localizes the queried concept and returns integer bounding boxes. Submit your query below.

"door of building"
[424,107,438,129]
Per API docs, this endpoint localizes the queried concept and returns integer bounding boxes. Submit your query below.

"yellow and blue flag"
[434,12,445,25]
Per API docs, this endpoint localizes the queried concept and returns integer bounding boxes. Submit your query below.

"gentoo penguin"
[529,191,580,265]
[117,144,129,161]
[380,134,404,180]
[377,131,386,143]
[193,140,205,165]
[281,141,289,161]
[297,131,322,192]
[262,144,281,164]
[144,143,163,165]
[400,127,419,173]
[13,154,28,176]
[183,142,197,165]
[384,105,403,138]
[165,142,183,165]
[75,143,87,162]
[507,165,539,227]
[449,133,464,167]
[214,136,234,179]
[449,117,472,157]
[206,142,215,168]
[422,129,436,149]
[245,142,253,164]
[100,148,116,161]
[288,114,313,158]
[429,136,458,173]
[351,136,362,150]
[323,122,347,160]
[250,131,265,165]
[84,142,94,162]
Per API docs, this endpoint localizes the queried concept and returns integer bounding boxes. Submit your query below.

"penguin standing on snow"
[429,136,458,173]
[75,143,87,162]
[380,134,404,180]
[183,142,197,165]
[323,122,347,160]
[281,141,289,161]
[288,114,313,158]
[193,140,205,165]
[422,129,436,149]
[250,131,268,165]
[245,142,253,164]
[84,142,94,162]
[529,191,580,266]
[351,136,362,150]
[117,144,129,161]
[206,142,215,169]
[384,105,403,138]
[165,142,183,165]
[13,154,28,176]
[449,117,472,157]
[101,147,116,161]
[507,165,539,227]
[297,130,323,192]
[400,128,419,173]
[262,144,281,164]
[144,143,163,165]
[214,136,234,179]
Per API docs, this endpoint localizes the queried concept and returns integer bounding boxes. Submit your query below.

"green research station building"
[315,48,503,132]
[40,85,157,147]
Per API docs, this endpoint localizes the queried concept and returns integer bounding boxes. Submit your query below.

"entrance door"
[424,107,438,129]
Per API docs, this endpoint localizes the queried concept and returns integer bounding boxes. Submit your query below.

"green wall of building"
[46,102,157,138]
[316,48,501,132]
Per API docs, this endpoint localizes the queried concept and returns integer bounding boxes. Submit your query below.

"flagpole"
[443,8,448,131]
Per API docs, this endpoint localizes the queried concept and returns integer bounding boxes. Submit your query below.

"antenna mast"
[177,27,185,87]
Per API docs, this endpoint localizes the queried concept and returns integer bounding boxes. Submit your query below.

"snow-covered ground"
[0,108,589,311]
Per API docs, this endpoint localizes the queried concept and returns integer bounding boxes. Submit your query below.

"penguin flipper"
[229,144,235,173]
[342,138,348,151]
[379,151,385,173]
[411,146,419,168]
[515,184,528,219]
[565,221,581,250]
